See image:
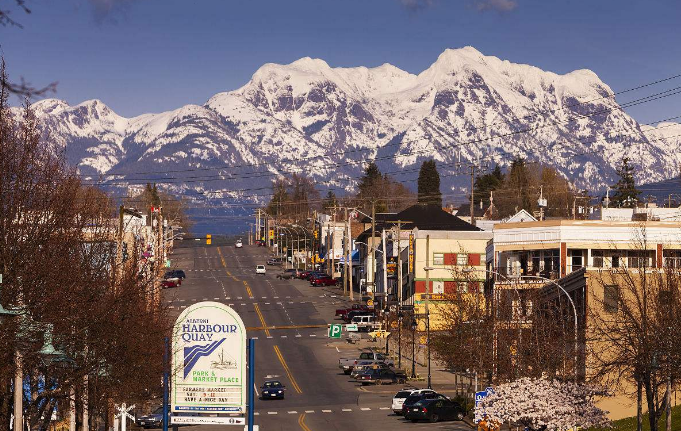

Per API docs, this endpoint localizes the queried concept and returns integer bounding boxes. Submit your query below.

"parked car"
[343,309,375,323]
[267,257,284,266]
[356,368,406,385]
[256,240,266,247]
[392,389,436,415]
[404,398,465,423]
[350,362,391,379]
[161,278,180,289]
[310,275,338,286]
[339,351,393,374]
[401,392,448,416]
[260,380,285,399]
[255,265,266,275]
[350,315,379,332]
[136,406,163,428]
[235,239,243,248]
[335,303,369,320]
[276,269,298,279]
[164,269,186,280]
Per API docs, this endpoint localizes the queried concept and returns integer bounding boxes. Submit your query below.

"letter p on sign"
[328,324,342,339]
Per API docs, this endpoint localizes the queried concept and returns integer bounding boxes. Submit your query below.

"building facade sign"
[171,302,246,414]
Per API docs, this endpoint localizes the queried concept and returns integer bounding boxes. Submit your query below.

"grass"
[592,405,681,431]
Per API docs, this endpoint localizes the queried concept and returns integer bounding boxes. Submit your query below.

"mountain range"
[19,46,681,229]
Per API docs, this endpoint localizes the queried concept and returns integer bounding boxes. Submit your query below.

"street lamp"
[423,266,434,389]
[410,318,417,378]
[476,268,579,381]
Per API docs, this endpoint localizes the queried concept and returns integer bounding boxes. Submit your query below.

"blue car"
[260,380,286,399]
[136,407,163,428]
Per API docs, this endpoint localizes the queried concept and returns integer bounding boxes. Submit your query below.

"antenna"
[604,189,610,209]
[537,186,547,221]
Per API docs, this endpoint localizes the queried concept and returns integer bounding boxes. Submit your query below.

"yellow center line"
[216,247,240,282]
[298,413,312,431]
[243,280,253,297]
[246,324,328,331]
[274,345,302,394]
[253,303,271,337]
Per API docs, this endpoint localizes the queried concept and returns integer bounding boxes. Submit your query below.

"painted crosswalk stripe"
[305,410,314,413]
[309,334,316,337]
[254,413,259,416]
[322,410,332,413]
[360,407,371,411]
[295,335,301,338]
[379,407,390,410]
[342,409,352,412]
[267,412,277,415]
[252,337,259,340]
[281,335,287,338]
[287,411,298,414]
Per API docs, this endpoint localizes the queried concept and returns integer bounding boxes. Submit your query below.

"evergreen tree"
[473,164,504,203]
[357,161,388,212]
[611,157,640,208]
[417,159,442,206]
[323,190,338,211]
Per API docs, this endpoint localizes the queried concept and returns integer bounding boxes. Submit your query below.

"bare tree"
[588,230,681,431]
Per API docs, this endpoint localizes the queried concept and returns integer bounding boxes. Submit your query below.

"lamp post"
[423,265,434,390]
[410,318,417,378]
[476,268,579,381]
[0,293,21,431]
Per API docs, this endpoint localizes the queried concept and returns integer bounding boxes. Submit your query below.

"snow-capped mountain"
[23,47,681,211]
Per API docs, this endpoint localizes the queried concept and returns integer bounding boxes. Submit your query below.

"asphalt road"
[162,244,470,431]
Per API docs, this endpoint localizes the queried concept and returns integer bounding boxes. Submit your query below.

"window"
[468,253,481,266]
[432,281,444,294]
[467,281,480,293]
[611,254,620,268]
[433,253,444,265]
[457,254,468,266]
[628,251,650,269]
[592,250,604,268]
[571,251,583,270]
[604,285,619,313]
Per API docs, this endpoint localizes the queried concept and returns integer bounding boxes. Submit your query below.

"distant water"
[186,206,253,236]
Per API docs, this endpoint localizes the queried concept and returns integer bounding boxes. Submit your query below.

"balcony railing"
[491,266,561,283]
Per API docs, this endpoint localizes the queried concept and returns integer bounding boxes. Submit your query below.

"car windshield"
[263,381,282,388]
[404,395,423,404]
[152,407,163,414]
[257,265,265,269]
[395,391,412,398]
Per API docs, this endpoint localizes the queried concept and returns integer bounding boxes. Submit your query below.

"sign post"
[171,302,247,420]
[115,403,135,431]
[248,338,255,431]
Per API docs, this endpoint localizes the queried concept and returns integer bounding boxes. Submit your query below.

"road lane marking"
[273,345,302,394]
[253,303,271,337]
[360,407,371,411]
[305,410,314,413]
[288,411,298,414]
[322,410,331,413]
[379,407,390,410]
[298,413,312,431]
[342,409,352,412]
[267,412,277,415]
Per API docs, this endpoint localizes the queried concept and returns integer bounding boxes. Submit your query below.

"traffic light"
[206,234,212,245]
[313,230,318,239]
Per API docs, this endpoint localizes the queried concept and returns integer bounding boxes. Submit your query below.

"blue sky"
[2,0,680,124]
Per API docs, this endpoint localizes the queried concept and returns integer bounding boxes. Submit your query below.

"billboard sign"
[171,302,246,414]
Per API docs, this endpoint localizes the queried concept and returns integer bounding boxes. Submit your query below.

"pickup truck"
[335,304,369,320]
[338,351,394,375]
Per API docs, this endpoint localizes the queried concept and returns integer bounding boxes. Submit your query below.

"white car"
[255,265,266,275]
[235,239,243,248]
[392,389,436,415]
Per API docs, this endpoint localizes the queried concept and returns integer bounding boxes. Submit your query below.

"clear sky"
[2,0,680,124]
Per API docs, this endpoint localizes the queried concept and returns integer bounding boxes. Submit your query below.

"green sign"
[345,324,358,332]
[328,324,342,339]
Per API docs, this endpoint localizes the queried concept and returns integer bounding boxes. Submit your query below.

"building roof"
[396,203,482,231]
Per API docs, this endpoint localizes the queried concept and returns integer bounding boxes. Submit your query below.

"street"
[162,244,471,431]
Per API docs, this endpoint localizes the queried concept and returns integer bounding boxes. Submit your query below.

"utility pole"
[470,165,476,226]
[425,234,432,389]
[348,209,354,301]
[396,220,404,368]
[343,207,349,298]
[370,201,376,301]
[381,229,388,311]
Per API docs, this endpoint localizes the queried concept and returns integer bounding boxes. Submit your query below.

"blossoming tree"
[476,378,610,431]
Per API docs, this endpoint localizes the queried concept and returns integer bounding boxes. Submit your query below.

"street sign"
[114,403,135,431]
[366,299,374,308]
[171,302,247,414]
[345,324,358,332]
[474,387,494,423]
[171,416,245,425]
[328,324,342,338]
[368,330,390,339]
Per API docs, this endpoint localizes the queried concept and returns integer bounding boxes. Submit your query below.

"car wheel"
[410,419,419,423]
[456,412,464,421]
[398,377,406,384]
[429,414,439,423]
